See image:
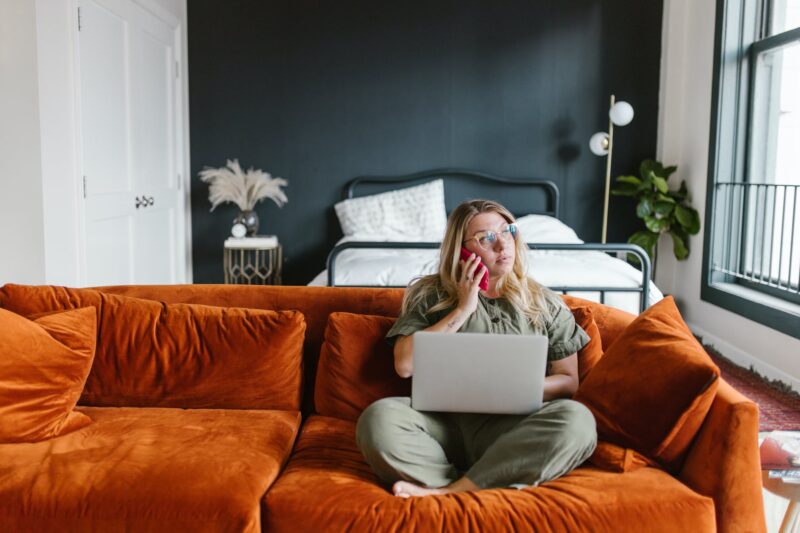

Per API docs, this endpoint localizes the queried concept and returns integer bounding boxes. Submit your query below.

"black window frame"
[702,0,800,339]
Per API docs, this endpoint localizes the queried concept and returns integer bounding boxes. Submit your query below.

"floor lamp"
[589,95,634,243]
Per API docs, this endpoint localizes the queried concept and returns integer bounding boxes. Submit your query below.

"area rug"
[705,346,800,431]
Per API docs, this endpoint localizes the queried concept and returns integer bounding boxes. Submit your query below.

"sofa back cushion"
[574,297,720,471]
[0,285,305,410]
[63,284,406,413]
[0,307,96,442]
[316,312,409,420]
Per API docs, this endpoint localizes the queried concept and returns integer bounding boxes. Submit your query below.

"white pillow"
[334,179,447,240]
[514,214,583,243]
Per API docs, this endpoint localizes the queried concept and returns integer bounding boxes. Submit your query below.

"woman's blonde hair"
[402,199,552,329]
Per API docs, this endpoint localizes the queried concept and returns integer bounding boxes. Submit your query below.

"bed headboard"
[343,168,560,219]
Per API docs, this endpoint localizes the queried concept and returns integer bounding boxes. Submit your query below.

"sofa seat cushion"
[0,406,301,532]
[263,416,716,532]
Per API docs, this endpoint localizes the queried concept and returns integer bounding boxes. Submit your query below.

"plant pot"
[233,210,259,237]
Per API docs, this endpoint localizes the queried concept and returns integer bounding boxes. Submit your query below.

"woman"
[356,199,597,498]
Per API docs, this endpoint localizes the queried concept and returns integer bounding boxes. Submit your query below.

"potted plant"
[611,159,700,274]
[199,159,288,237]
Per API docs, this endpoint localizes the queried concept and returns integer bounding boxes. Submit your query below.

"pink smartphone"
[460,247,489,290]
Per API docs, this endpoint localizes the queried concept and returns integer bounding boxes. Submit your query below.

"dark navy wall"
[188,0,663,284]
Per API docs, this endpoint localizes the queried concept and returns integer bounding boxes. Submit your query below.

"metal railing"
[326,242,652,313]
[712,182,800,302]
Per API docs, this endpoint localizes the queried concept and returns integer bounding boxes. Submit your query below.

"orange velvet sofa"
[0,284,766,532]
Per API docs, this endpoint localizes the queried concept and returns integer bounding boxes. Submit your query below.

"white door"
[77,0,184,286]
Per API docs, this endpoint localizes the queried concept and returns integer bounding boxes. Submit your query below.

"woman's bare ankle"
[445,476,480,493]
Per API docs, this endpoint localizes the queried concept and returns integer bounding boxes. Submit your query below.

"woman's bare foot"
[392,481,446,498]
[392,476,480,498]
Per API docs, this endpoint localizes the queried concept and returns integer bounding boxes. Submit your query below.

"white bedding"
[308,239,663,315]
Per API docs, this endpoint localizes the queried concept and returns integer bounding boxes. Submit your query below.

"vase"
[233,210,259,237]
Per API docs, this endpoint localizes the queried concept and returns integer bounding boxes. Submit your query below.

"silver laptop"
[411,331,548,415]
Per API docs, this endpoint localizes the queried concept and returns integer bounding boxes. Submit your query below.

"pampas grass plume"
[199,159,288,212]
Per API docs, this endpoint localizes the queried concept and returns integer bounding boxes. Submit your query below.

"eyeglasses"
[463,223,518,250]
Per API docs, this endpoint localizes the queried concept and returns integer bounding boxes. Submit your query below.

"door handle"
[135,196,154,208]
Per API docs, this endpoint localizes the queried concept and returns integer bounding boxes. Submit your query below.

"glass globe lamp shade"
[589,132,609,156]
[609,101,634,126]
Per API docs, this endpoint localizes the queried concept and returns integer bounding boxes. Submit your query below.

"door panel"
[133,27,173,192]
[85,216,133,285]
[78,0,131,195]
[134,207,175,283]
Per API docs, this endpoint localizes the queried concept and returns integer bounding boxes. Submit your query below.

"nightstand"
[223,236,282,285]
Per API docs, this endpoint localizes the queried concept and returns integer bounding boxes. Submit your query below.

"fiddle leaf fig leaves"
[670,229,689,260]
[627,230,660,265]
[616,175,642,186]
[652,176,669,194]
[640,159,659,179]
[637,198,653,218]
[675,204,700,234]
[663,166,678,179]
[612,159,700,264]
[674,180,688,200]
[654,201,674,216]
[657,193,676,203]
[645,215,670,233]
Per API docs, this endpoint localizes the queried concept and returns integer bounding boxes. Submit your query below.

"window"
[704,0,800,338]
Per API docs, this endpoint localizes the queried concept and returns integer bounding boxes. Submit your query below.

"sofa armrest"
[679,379,766,533]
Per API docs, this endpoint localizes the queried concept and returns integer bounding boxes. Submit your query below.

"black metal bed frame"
[344,168,561,219]
[327,169,652,313]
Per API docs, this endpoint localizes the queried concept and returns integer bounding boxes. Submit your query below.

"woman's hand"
[457,253,486,315]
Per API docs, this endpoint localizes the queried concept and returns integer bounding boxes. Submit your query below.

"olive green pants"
[356,397,597,489]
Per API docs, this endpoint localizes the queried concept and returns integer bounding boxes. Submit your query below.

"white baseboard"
[688,321,800,394]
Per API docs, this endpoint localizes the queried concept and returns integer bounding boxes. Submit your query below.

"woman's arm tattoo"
[447,312,464,331]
